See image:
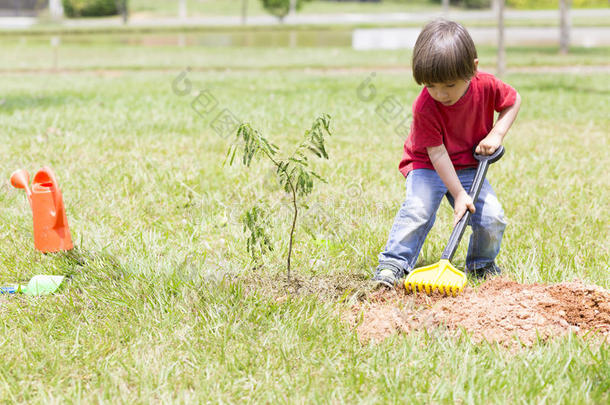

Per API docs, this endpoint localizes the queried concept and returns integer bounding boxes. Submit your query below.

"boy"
[373,19,521,287]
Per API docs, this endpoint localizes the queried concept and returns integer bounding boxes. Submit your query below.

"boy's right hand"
[454,190,475,226]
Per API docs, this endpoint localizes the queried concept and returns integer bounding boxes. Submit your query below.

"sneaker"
[372,267,404,287]
[468,262,502,279]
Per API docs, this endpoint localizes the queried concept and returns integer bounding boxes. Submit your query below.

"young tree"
[226,114,332,281]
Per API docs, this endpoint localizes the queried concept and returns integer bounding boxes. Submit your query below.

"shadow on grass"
[52,246,127,284]
[0,94,75,114]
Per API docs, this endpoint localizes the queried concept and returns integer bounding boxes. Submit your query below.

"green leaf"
[241,204,274,260]
[228,145,237,166]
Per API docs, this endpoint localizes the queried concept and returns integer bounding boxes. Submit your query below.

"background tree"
[259,0,309,22]
[61,0,124,18]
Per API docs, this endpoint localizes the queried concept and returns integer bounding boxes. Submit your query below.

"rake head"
[404,259,467,296]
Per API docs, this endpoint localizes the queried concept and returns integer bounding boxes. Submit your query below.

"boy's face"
[425,79,471,106]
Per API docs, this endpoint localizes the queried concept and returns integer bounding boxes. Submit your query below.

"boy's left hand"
[476,133,502,155]
[454,190,475,226]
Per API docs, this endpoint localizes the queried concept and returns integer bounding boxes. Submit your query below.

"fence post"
[496,0,505,77]
[179,0,187,19]
[49,0,64,20]
[559,0,571,54]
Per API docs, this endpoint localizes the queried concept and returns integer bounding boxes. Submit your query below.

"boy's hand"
[477,92,521,155]
[454,190,475,226]
[476,133,503,155]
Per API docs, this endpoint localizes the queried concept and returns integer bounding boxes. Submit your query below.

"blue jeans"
[377,168,506,276]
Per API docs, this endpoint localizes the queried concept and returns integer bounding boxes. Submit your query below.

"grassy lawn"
[1,34,609,71]
[0,40,608,402]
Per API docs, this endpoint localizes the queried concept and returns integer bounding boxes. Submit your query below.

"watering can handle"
[440,146,505,261]
[34,167,66,228]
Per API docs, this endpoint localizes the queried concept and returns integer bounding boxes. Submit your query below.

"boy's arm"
[427,144,475,226]
[476,92,522,155]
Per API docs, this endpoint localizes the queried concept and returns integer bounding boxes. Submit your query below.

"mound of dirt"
[345,278,610,347]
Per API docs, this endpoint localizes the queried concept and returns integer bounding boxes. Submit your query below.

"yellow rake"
[405,146,505,296]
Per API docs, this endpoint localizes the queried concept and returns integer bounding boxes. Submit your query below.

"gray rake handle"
[440,146,505,261]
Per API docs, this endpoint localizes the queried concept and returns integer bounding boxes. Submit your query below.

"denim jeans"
[377,168,506,276]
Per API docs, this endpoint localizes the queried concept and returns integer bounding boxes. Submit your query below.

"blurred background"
[1,0,608,74]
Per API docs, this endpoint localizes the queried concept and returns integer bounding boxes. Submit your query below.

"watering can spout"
[10,169,33,206]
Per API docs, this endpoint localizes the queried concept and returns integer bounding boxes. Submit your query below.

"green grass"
[0,42,608,402]
[1,35,609,71]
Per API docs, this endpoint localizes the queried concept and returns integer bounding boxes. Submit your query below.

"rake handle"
[441,146,505,261]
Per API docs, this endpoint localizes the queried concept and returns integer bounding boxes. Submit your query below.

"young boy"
[373,19,521,287]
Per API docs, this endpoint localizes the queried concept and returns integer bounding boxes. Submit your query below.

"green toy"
[0,275,65,296]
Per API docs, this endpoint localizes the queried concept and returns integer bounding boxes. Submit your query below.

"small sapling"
[226,114,332,280]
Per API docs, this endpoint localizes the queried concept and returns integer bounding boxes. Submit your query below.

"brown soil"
[344,278,610,347]
[239,271,372,303]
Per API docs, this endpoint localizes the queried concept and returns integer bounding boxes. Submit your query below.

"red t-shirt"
[399,71,517,177]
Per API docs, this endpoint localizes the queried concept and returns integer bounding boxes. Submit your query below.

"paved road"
[353,26,610,48]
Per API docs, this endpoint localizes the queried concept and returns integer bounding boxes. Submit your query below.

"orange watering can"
[10,166,73,253]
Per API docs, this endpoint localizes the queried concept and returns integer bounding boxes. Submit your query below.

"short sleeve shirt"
[398,71,517,176]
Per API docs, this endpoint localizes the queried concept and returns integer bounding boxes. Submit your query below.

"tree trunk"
[49,0,63,20]
[289,0,297,17]
[497,0,505,78]
[559,0,571,54]
[179,0,187,19]
[241,0,248,25]
[116,0,128,24]
[442,0,450,16]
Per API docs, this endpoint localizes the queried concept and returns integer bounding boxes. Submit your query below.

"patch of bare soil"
[344,278,610,347]
[239,271,372,303]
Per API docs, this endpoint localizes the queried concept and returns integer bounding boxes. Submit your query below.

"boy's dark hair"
[412,19,478,85]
